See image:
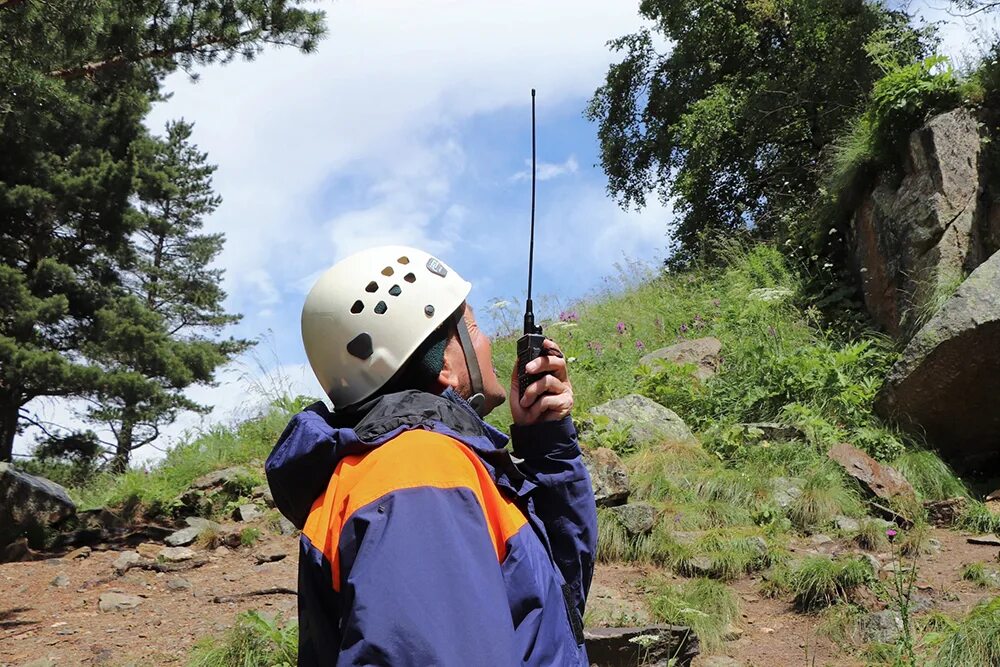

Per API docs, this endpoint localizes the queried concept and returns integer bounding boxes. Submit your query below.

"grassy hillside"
[60,243,1000,666]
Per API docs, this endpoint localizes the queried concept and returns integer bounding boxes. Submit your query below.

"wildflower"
[693,314,705,329]
[654,317,663,332]
[886,528,898,542]
[588,341,604,356]
[616,321,626,335]
[712,298,721,308]
[635,340,645,352]
[679,323,688,334]
[559,310,578,322]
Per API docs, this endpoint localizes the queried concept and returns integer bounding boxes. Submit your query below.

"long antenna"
[524,88,537,334]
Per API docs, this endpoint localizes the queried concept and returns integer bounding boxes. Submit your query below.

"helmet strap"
[453,310,487,416]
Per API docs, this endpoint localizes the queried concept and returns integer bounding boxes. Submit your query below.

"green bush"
[957,502,1000,535]
[929,597,1000,667]
[648,577,739,650]
[789,555,875,612]
[189,611,297,667]
[891,450,968,502]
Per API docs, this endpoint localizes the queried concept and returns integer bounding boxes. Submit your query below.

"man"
[266,245,597,666]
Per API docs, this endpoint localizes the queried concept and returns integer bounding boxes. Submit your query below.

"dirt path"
[1,528,997,666]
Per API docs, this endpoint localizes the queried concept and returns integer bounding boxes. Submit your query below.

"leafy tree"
[87,122,252,472]
[0,0,325,462]
[587,0,930,266]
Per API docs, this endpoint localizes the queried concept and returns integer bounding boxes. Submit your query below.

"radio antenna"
[524,88,539,335]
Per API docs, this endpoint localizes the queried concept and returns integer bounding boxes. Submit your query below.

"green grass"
[957,502,1000,535]
[891,450,968,502]
[961,563,998,589]
[854,517,889,551]
[788,464,864,532]
[240,527,262,548]
[189,611,297,667]
[788,555,875,612]
[647,577,739,651]
[930,597,1000,667]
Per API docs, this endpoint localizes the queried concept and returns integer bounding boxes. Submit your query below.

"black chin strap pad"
[454,310,487,416]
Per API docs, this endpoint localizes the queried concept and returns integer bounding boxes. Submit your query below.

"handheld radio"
[516,89,550,399]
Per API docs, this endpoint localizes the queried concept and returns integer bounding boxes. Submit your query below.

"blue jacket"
[265,388,598,666]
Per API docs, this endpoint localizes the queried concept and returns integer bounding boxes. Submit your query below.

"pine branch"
[48,30,256,80]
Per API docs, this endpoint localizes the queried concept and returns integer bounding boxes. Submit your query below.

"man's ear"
[436,337,462,390]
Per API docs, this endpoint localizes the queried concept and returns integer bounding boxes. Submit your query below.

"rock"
[63,546,91,560]
[609,503,658,536]
[581,447,630,507]
[968,535,1000,547]
[828,442,916,501]
[860,610,903,644]
[190,466,255,491]
[910,589,935,614]
[251,485,275,508]
[165,516,221,547]
[166,577,192,591]
[810,534,834,546]
[0,536,39,562]
[876,249,1000,469]
[590,395,696,450]
[684,556,716,577]
[639,337,722,380]
[925,497,968,526]
[850,108,986,338]
[98,592,144,613]
[748,287,793,302]
[986,489,1000,515]
[722,623,744,641]
[254,546,289,565]
[834,516,860,533]
[584,625,700,667]
[0,462,76,551]
[277,516,298,536]
[772,477,804,509]
[237,504,264,522]
[735,422,805,443]
[50,573,69,588]
[22,658,57,667]
[861,553,882,574]
[159,546,196,562]
[136,542,161,559]
[112,550,141,573]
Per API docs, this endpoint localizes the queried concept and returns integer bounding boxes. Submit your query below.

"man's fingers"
[524,392,572,423]
[525,352,567,379]
[519,373,566,408]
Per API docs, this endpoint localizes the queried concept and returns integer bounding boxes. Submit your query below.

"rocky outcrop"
[876,250,1000,468]
[827,442,916,502]
[639,337,722,380]
[582,448,630,507]
[0,463,76,552]
[850,108,989,338]
[590,395,696,451]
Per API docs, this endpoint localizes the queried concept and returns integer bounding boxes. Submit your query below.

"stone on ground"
[584,625,700,667]
[237,503,264,522]
[112,550,141,573]
[98,592,144,612]
[590,394,696,450]
[609,503,658,536]
[165,516,221,547]
[254,546,289,564]
[639,337,722,380]
[876,249,1000,469]
[860,610,903,643]
[581,447,630,507]
[159,546,196,562]
[827,442,916,501]
[0,463,76,551]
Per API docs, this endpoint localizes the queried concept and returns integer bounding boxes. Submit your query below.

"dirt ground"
[1,527,998,666]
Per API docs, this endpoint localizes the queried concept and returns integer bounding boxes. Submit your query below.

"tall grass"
[647,577,739,650]
[930,597,1000,667]
[189,611,297,667]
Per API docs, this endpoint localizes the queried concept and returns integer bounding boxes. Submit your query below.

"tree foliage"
[0,0,325,463]
[587,0,931,265]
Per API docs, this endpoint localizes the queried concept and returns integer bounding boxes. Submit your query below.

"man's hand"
[510,338,573,425]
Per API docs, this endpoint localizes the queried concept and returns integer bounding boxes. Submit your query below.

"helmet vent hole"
[398,256,410,265]
[388,284,402,297]
[365,281,379,293]
[381,266,394,277]
[350,300,364,314]
[374,300,388,315]
[346,333,373,360]
[404,272,416,283]
[424,305,435,317]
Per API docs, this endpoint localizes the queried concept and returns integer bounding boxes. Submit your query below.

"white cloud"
[510,156,580,183]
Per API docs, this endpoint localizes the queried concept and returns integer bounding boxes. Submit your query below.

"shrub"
[189,611,297,667]
[648,577,739,650]
[789,555,875,612]
[930,597,1000,667]
[788,465,863,532]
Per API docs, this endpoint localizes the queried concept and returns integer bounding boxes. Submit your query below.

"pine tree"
[87,122,252,472]
[0,0,326,462]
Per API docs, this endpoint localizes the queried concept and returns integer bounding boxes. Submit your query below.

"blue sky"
[15,0,999,460]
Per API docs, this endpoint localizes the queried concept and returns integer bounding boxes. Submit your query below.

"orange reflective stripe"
[302,429,528,592]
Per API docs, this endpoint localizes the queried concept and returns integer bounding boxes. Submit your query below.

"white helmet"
[302,245,479,410]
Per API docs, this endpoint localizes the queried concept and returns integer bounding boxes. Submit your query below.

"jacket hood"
[265,388,509,529]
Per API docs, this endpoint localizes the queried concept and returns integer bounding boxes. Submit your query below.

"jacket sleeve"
[509,417,598,616]
[334,485,520,666]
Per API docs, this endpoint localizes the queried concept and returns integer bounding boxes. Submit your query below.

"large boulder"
[849,108,987,338]
[0,463,76,550]
[590,395,696,451]
[875,250,1000,469]
[639,337,722,381]
[582,448,630,507]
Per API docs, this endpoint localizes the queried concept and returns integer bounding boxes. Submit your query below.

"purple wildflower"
[588,341,604,356]
[693,314,705,330]
[654,317,664,332]
[679,323,688,335]
[559,310,579,322]
[712,298,721,308]
[616,321,626,335]
[636,340,645,352]
[886,528,897,542]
